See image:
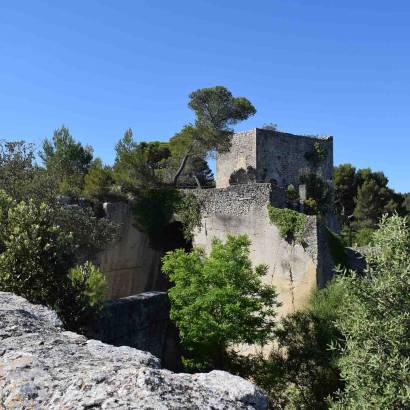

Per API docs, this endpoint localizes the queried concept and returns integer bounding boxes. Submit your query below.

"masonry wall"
[216,128,333,189]
[256,129,333,188]
[191,184,333,316]
[216,130,256,188]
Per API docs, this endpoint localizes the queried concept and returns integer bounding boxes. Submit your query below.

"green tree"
[172,86,256,186]
[334,165,404,245]
[0,140,58,204]
[333,163,358,220]
[299,171,333,215]
[113,128,170,191]
[40,126,93,195]
[404,193,410,214]
[162,235,278,370]
[353,178,398,230]
[83,159,115,200]
[332,214,410,409]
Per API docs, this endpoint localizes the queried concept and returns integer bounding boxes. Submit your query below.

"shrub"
[0,190,117,331]
[332,214,410,409]
[0,195,76,306]
[304,197,319,215]
[286,184,299,201]
[304,142,327,169]
[175,193,202,241]
[268,205,307,244]
[62,261,107,330]
[162,235,279,371]
[352,226,374,247]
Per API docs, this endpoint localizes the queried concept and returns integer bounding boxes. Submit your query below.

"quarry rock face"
[85,291,182,371]
[0,292,268,410]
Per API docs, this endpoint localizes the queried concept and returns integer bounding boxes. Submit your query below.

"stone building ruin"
[217,128,333,191]
[96,128,337,316]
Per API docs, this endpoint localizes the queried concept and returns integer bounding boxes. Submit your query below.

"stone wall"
[95,202,166,300]
[256,129,333,188]
[216,128,333,189]
[190,184,334,316]
[216,130,256,188]
[86,291,181,371]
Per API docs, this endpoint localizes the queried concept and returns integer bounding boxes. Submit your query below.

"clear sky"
[1,0,409,192]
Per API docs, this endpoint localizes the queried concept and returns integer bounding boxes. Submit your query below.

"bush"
[0,190,117,331]
[268,205,307,244]
[286,184,299,201]
[0,140,58,204]
[162,235,279,371]
[352,226,374,247]
[175,193,202,241]
[332,214,410,408]
[304,197,319,215]
[0,195,76,306]
[63,261,107,330]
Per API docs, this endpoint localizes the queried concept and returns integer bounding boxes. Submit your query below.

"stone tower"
[216,128,333,189]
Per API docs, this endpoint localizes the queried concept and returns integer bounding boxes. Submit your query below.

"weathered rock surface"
[85,291,182,371]
[0,292,268,409]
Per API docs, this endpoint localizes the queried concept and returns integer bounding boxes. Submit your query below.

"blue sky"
[1,0,409,192]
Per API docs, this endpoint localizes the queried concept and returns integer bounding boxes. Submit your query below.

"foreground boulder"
[0,292,268,409]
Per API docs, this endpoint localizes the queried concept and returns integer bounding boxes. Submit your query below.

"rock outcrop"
[85,291,182,371]
[0,292,268,409]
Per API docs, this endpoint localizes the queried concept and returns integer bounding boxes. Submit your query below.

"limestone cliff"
[0,292,268,409]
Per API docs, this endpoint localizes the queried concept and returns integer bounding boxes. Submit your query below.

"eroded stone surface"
[0,292,268,409]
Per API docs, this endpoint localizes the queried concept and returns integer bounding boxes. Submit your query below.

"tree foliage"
[0,140,58,204]
[332,214,410,409]
[162,235,278,370]
[268,205,307,244]
[0,190,118,331]
[113,128,171,191]
[172,86,256,186]
[334,164,405,245]
[83,158,116,200]
[40,126,93,196]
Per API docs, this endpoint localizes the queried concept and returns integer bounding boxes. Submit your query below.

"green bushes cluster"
[162,215,410,409]
[332,214,410,408]
[0,190,118,331]
[268,205,307,244]
[162,235,279,371]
